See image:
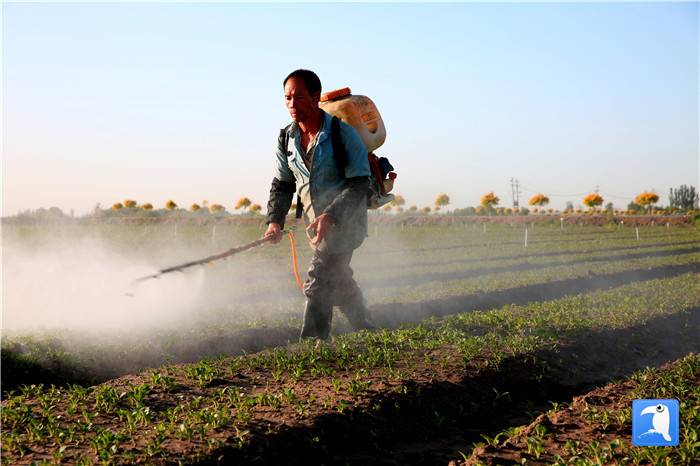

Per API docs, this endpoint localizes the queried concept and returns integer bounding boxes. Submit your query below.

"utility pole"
[511,177,521,210]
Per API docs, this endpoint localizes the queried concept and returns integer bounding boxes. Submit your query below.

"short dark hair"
[283,69,322,96]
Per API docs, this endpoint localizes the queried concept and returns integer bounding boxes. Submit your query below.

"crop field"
[2,220,700,464]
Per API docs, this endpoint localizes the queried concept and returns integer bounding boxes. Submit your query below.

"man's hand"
[264,222,284,244]
[306,213,335,249]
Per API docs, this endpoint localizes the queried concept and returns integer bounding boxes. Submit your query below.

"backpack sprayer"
[320,87,396,209]
[127,87,395,295]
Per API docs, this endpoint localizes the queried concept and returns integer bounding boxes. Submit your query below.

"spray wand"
[126,228,304,297]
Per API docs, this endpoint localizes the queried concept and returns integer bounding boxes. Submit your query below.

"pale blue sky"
[2,2,698,214]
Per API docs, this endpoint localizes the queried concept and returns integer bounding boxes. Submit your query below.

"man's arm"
[265,130,296,233]
[265,177,295,229]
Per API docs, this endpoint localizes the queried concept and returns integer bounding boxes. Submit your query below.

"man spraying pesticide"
[129,69,396,342]
[265,69,396,341]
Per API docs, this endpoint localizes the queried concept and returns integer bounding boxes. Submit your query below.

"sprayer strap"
[295,194,303,219]
[330,116,347,178]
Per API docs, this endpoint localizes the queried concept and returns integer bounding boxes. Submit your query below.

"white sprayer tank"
[319,87,386,152]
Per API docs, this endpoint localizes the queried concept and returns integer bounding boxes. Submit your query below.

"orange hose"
[288,231,304,291]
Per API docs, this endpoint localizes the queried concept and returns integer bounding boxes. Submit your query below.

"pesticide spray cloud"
[2,237,205,333]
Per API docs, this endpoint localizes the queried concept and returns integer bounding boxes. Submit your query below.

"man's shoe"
[300,297,333,341]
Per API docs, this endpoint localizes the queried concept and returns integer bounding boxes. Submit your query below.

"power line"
[518,183,589,198]
[519,182,640,200]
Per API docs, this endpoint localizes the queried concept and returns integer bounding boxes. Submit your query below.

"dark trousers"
[303,244,362,305]
[299,231,369,339]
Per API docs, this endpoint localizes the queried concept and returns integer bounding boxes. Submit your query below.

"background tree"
[604,202,614,214]
[435,193,450,211]
[140,203,153,211]
[627,201,642,214]
[209,203,225,213]
[123,199,137,208]
[382,204,392,212]
[669,185,698,211]
[480,192,500,215]
[392,194,406,208]
[235,197,252,211]
[635,191,659,214]
[582,193,603,211]
[565,201,574,212]
[112,202,123,210]
[408,205,417,213]
[165,200,178,210]
[421,206,431,214]
[190,203,201,212]
[47,207,65,218]
[528,194,549,209]
[250,204,262,214]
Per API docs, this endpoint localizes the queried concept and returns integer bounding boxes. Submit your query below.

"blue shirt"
[273,110,371,220]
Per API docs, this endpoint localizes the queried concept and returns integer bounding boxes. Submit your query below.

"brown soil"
[453,357,700,466]
[7,307,699,465]
[454,380,636,465]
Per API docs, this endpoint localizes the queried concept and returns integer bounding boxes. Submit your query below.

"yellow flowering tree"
[635,191,659,214]
[582,193,603,211]
[528,194,549,209]
[165,200,178,211]
[480,192,499,215]
[392,194,406,207]
[190,203,201,212]
[421,206,431,214]
[235,197,252,211]
[250,204,262,214]
[209,204,225,213]
[123,199,137,209]
[112,202,123,210]
[435,193,450,211]
[481,192,499,207]
[140,203,153,211]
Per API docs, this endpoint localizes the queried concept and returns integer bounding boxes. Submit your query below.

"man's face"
[284,77,320,123]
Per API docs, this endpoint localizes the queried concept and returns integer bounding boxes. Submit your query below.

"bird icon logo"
[632,399,679,447]
[638,404,672,441]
